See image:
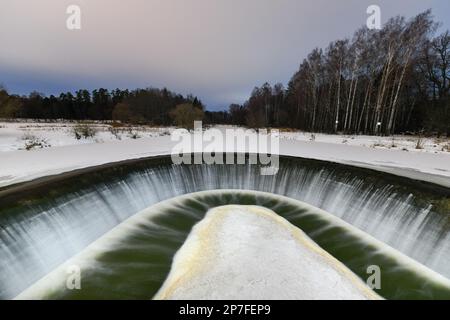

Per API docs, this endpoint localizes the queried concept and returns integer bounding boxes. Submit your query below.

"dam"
[1,155,449,299]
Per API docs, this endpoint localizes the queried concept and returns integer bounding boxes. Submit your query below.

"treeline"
[0,87,204,126]
[1,10,448,135]
[230,10,449,135]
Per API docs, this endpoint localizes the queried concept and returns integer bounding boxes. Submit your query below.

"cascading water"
[15,191,450,300]
[0,155,449,299]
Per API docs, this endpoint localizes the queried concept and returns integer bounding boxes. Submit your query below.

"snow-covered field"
[278,131,450,155]
[0,121,449,188]
[0,121,174,152]
[1,121,448,154]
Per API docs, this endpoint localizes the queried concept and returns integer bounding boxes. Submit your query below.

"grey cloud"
[0,0,448,109]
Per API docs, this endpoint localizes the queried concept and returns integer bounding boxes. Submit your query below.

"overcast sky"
[0,0,449,110]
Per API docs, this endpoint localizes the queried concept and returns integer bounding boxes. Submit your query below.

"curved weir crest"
[15,191,450,300]
[0,155,449,299]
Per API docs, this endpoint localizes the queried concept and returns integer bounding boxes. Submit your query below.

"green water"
[24,190,450,300]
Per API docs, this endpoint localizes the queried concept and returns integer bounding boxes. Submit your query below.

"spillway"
[15,191,450,300]
[0,154,449,299]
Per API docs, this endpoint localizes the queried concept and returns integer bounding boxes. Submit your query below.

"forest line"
[235,10,449,135]
[0,10,448,135]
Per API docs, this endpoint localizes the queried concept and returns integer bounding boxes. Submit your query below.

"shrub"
[112,103,133,123]
[170,103,204,130]
[108,126,122,140]
[73,123,97,140]
[127,129,141,139]
[443,143,450,152]
[21,133,50,150]
[390,136,397,148]
[415,136,425,150]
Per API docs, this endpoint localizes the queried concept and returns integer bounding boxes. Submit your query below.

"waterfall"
[16,191,450,300]
[0,156,449,299]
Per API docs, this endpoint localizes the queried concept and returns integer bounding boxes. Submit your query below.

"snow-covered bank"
[0,121,174,152]
[1,122,448,154]
[0,122,449,188]
[155,205,379,300]
[278,131,450,154]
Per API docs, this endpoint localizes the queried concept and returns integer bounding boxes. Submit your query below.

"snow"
[277,131,450,154]
[0,121,174,152]
[155,205,380,300]
[0,121,449,188]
